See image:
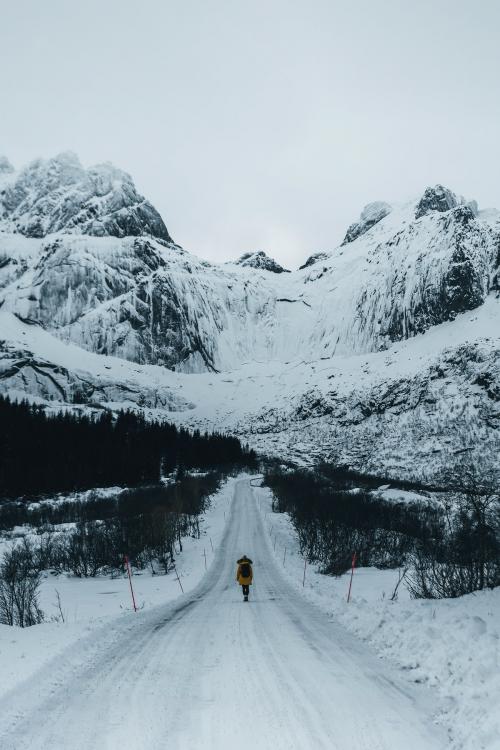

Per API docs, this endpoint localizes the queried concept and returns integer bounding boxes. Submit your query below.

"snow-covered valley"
[3,0,500,744]
[1,154,499,748]
[1,153,500,480]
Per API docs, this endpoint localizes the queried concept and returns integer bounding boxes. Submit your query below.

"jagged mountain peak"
[414,184,482,220]
[235,250,290,273]
[0,152,171,242]
[342,201,392,245]
[1,164,500,480]
[415,184,460,219]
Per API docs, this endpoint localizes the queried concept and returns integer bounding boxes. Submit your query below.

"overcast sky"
[1,0,499,268]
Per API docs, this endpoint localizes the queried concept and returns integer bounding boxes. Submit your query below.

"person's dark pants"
[242,584,249,598]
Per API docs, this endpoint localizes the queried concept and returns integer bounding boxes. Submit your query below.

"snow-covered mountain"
[1,152,499,480]
[0,152,170,241]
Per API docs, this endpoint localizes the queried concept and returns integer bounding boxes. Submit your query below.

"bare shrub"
[408,462,500,598]
[0,540,44,627]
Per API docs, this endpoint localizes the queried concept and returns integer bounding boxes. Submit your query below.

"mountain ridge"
[1,153,499,478]
[0,152,171,242]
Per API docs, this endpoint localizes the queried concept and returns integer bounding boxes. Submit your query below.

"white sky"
[1,0,499,268]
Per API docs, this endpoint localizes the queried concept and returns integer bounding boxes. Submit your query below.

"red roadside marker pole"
[347,551,357,603]
[124,555,137,613]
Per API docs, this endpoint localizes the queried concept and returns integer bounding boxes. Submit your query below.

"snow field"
[255,484,500,750]
[0,476,239,703]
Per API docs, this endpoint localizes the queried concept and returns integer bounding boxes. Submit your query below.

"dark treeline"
[265,463,500,598]
[0,395,256,500]
[0,473,222,625]
[266,467,441,575]
[0,473,222,532]
[37,473,220,576]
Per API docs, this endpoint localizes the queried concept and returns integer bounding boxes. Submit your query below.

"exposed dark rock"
[473,370,500,401]
[0,152,172,242]
[299,251,328,269]
[0,342,189,409]
[491,237,500,291]
[375,206,489,343]
[415,185,459,219]
[342,202,392,245]
[235,251,289,273]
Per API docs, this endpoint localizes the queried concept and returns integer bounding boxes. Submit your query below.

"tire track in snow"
[0,478,447,750]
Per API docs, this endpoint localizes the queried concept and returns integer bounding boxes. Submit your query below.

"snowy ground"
[255,484,500,750]
[0,476,235,702]
[1,476,497,749]
[0,477,446,749]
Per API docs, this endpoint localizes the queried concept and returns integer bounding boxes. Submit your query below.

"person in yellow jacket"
[236,555,253,601]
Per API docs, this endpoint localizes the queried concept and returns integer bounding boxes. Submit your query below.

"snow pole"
[302,558,307,587]
[347,552,357,603]
[203,548,207,570]
[124,555,137,613]
[283,547,287,566]
[209,537,214,552]
[174,564,184,593]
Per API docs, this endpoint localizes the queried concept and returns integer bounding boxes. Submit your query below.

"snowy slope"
[1,153,500,478]
[2,296,500,480]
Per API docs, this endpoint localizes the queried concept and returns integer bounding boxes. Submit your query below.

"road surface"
[0,478,445,749]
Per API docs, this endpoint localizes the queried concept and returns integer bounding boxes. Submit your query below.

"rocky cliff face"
[0,152,171,241]
[2,172,498,372]
[414,184,460,219]
[351,203,496,347]
[1,156,500,478]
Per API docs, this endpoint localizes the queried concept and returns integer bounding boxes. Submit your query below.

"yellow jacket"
[236,557,253,585]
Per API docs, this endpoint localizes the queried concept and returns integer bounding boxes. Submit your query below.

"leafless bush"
[407,551,500,599]
[408,462,500,598]
[60,521,109,577]
[390,567,408,601]
[0,540,44,627]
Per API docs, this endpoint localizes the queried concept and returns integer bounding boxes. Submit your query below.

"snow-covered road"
[0,479,446,749]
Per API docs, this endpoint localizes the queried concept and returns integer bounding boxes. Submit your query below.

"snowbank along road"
[0,479,446,749]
